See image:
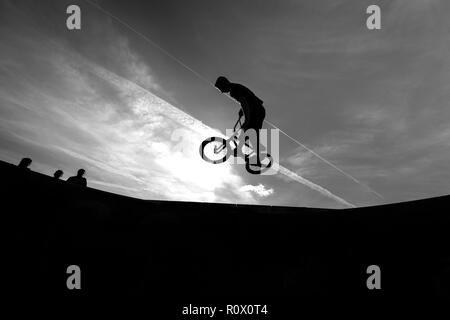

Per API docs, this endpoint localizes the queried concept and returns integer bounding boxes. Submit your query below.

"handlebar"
[233,117,242,132]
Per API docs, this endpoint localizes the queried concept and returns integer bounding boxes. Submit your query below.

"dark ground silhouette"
[2,159,449,311]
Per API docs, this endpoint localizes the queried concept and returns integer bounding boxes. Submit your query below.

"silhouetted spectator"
[67,169,87,187]
[18,157,32,170]
[53,170,64,179]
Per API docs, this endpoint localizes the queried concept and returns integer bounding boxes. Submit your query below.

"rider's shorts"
[243,106,265,131]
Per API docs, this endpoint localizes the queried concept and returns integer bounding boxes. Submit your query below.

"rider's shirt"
[229,83,265,130]
[229,84,263,109]
[230,83,263,106]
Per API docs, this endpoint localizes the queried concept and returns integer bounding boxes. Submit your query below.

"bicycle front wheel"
[199,137,230,164]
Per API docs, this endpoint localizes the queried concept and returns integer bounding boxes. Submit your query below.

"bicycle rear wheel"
[245,153,273,174]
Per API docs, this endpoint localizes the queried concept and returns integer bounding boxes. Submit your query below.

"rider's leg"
[241,127,253,150]
[241,128,261,166]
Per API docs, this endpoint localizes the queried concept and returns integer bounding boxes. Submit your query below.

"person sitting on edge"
[53,170,64,180]
[67,169,87,187]
[18,157,32,170]
[214,76,266,166]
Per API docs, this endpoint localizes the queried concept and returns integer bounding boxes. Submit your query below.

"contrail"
[83,0,211,85]
[277,166,355,208]
[264,119,384,200]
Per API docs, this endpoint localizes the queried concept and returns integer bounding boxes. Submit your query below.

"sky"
[1,0,449,208]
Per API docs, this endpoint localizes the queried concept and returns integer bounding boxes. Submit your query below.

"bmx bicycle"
[199,116,273,174]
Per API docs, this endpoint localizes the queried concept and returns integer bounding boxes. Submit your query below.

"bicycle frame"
[214,117,243,154]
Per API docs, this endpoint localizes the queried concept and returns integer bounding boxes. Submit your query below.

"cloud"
[239,184,274,197]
